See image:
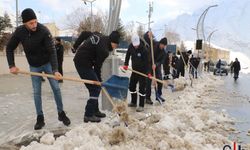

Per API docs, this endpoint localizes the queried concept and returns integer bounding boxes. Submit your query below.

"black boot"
[84,116,101,123]
[146,98,153,105]
[95,110,106,118]
[94,100,106,118]
[58,111,71,126]
[128,92,137,106]
[139,94,145,108]
[34,115,45,130]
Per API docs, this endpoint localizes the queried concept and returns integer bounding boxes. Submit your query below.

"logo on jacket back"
[223,142,244,150]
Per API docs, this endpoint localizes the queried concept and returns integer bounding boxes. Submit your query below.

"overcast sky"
[0,0,220,29]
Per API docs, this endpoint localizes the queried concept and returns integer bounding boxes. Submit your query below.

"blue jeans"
[29,63,63,115]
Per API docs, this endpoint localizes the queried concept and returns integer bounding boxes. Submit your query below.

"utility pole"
[16,0,18,27]
[82,0,96,32]
[147,1,153,31]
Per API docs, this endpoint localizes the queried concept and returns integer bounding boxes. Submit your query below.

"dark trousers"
[146,66,163,99]
[58,61,63,76]
[177,64,185,78]
[191,67,198,78]
[163,63,170,76]
[129,73,146,107]
[234,70,239,78]
[75,63,101,117]
[172,67,178,79]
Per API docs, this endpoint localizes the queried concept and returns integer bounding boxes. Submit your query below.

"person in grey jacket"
[6,8,70,130]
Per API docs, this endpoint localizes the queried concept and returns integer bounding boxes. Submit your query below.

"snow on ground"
[15,73,250,150]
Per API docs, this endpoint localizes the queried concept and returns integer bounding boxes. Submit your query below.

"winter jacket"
[190,57,200,69]
[171,55,179,69]
[72,31,93,52]
[232,61,241,72]
[124,40,148,74]
[142,32,166,73]
[6,23,58,72]
[73,33,112,81]
[153,43,166,67]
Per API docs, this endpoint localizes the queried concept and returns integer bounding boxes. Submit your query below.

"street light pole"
[136,21,153,33]
[196,4,218,40]
[147,1,153,31]
[16,0,18,27]
[195,4,218,59]
[207,29,218,60]
[82,0,96,32]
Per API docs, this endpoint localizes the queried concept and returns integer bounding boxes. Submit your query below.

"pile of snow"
[20,74,241,150]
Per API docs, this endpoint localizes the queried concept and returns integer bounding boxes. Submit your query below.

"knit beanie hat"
[159,37,168,45]
[109,31,120,44]
[21,8,37,23]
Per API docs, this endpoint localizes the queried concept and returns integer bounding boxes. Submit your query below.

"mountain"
[163,0,250,72]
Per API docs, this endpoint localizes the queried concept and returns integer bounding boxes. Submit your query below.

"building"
[43,23,59,37]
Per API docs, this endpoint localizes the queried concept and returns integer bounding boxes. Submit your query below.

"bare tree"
[137,25,144,38]
[165,29,180,44]
[64,8,108,35]
[124,21,135,43]
[177,41,186,52]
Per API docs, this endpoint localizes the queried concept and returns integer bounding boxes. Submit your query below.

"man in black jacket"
[171,53,179,79]
[74,31,120,123]
[231,58,241,80]
[55,37,64,83]
[122,34,148,112]
[152,37,168,103]
[177,50,191,78]
[143,31,168,104]
[6,8,70,130]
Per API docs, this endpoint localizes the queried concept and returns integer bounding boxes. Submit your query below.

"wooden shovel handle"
[17,70,117,107]
[126,68,166,84]
[17,70,101,86]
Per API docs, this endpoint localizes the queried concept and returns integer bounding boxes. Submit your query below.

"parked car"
[213,60,229,75]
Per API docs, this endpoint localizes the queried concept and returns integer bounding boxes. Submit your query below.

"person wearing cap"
[73,31,120,122]
[122,34,149,112]
[6,8,71,130]
[143,31,168,104]
[55,37,64,83]
[152,37,168,103]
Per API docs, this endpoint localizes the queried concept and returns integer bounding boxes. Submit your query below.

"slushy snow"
[19,74,248,150]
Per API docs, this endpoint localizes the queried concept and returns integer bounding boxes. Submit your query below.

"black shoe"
[157,95,166,102]
[34,115,45,130]
[128,103,137,107]
[155,96,163,105]
[146,98,153,105]
[58,111,71,126]
[95,110,106,118]
[84,116,101,123]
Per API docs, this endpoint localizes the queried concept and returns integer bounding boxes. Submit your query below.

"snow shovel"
[17,70,130,124]
[120,66,175,90]
[17,70,129,104]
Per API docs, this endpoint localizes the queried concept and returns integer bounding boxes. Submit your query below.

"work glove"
[123,65,128,70]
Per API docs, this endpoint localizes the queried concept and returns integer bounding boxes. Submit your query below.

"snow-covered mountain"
[162,0,250,72]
